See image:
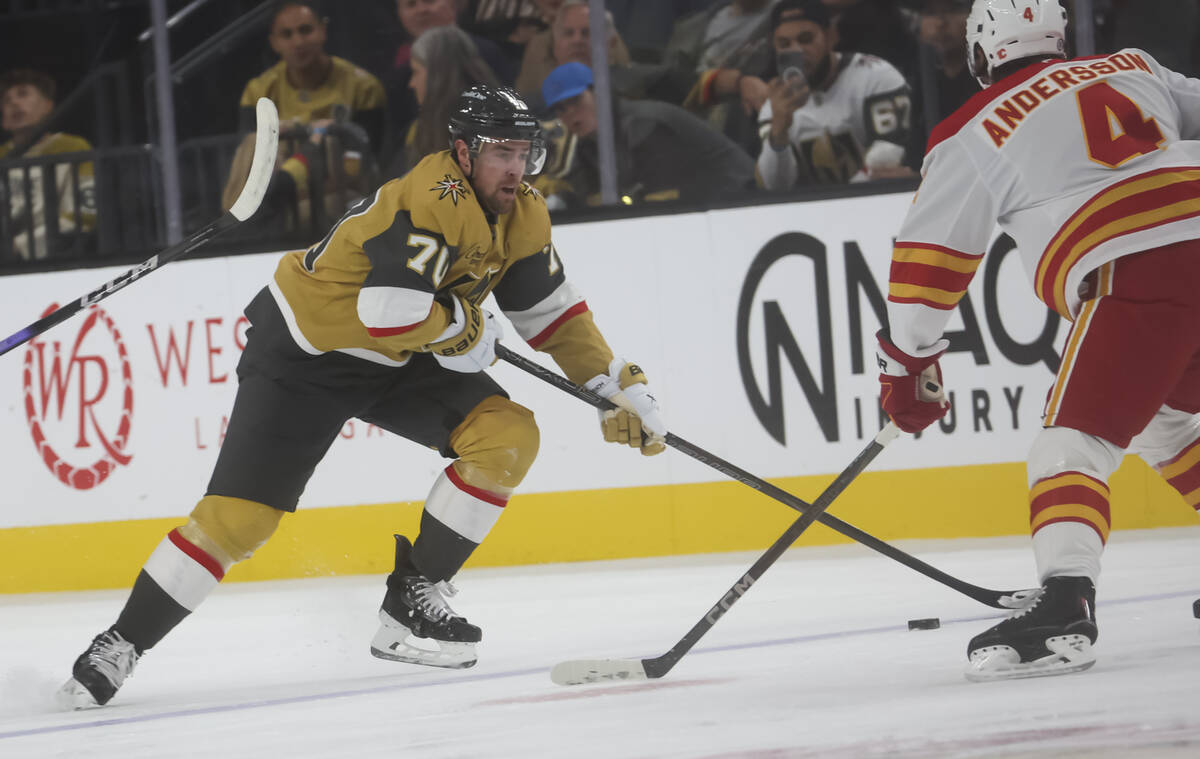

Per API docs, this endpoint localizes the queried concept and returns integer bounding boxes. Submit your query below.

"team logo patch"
[431,174,470,205]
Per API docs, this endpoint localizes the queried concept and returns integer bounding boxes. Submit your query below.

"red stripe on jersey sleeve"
[366,322,423,338]
[527,301,589,349]
[893,241,981,260]
[889,261,975,295]
[886,294,961,311]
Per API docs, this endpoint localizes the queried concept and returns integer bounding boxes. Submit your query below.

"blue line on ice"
[2,587,1194,741]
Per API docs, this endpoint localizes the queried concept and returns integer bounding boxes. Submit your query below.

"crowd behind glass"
[1,0,1196,265]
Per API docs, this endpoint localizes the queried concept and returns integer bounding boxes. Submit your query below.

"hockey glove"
[427,296,502,373]
[876,329,950,433]
[584,358,667,456]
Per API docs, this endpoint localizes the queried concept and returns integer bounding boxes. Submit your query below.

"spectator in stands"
[390,25,501,176]
[515,0,632,100]
[908,0,974,155]
[534,0,565,25]
[0,68,95,260]
[239,1,386,150]
[822,0,920,83]
[542,62,755,208]
[388,0,516,160]
[691,0,776,73]
[607,0,725,64]
[462,0,544,51]
[668,1,779,158]
[226,1,386,233]
[757,0,913,189]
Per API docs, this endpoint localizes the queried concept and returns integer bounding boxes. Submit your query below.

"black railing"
[0,144,161,267]
[1,131,385,271]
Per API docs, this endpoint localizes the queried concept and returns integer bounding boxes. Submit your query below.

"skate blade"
[55,678,101,711]
[370,613,477,669]
[965,634,1095,682]
[550,659,648,686]
[370,640,476,669]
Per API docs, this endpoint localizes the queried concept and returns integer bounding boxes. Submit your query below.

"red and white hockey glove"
[585,358,667,456]
[876,329,950,434]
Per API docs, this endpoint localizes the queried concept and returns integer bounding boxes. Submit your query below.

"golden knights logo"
[431,174,470,205]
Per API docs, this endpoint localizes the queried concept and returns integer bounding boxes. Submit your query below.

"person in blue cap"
[540,61,756,207]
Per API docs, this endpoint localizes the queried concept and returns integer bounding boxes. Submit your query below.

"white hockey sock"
[1033,522,1102,584]
[424,465,508,545]
[142,528,225,611]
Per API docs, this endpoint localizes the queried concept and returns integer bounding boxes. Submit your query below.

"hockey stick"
[551,421,900,685]
[0,97,280,357]
[496,344,1034,610]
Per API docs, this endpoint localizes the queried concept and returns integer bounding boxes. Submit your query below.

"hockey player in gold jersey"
[58,85,666,708]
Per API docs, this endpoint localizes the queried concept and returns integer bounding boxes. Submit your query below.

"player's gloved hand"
[584,358,667,456]
[876,329,950,433]
[427,296,502,373]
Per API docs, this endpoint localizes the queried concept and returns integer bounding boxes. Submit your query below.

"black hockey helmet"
[448,85,547,175]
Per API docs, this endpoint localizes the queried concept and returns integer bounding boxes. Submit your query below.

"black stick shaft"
[0,214,234,357]
[643,423,896,678]
[495,344,1021,608]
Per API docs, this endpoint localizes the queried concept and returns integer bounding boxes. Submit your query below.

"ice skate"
[965,576,1097,682]
[370,535,481,669]
[56,627,140,709]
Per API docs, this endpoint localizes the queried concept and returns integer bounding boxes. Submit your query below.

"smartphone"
[777,50,807,88]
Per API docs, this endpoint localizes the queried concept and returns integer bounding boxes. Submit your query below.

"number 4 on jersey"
[1076,82,1165,168]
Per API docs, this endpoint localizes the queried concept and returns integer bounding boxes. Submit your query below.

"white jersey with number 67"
[886,48,1200,358]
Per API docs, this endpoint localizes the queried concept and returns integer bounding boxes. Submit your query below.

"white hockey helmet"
[966,0,1068,86]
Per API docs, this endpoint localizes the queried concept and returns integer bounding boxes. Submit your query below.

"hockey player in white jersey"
[876,0,1200,681]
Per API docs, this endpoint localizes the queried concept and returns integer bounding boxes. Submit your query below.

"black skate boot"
[965,575,1097,682]
[56,626,140,709]
[370,535,481,669]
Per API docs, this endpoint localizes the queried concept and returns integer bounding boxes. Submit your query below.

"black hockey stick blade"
[551,423,901,686]
[495,345,1034,610]
[0,97,279,357]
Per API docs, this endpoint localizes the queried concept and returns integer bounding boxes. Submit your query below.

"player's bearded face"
[470,140,530,215]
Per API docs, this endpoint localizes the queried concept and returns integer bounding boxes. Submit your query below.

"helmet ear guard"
[965,0,1067,87]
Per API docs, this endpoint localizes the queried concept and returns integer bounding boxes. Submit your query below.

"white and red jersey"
[887,49,1200,358]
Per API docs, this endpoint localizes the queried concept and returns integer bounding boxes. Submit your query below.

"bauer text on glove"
[425,296,502,373]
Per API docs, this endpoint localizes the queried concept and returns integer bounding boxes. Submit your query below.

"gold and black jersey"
[270,150,613,384]
[239,56,385,124]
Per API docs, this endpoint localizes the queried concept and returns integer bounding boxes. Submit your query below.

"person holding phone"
[757,0,914,188]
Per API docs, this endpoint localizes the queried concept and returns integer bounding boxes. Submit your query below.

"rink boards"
[0,190,1192,592]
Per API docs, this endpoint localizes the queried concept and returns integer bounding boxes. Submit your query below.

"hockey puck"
[1193,598,1199,619]
[907,617,941,630]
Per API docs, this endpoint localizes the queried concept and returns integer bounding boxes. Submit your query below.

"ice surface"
[2,528,1199,758]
